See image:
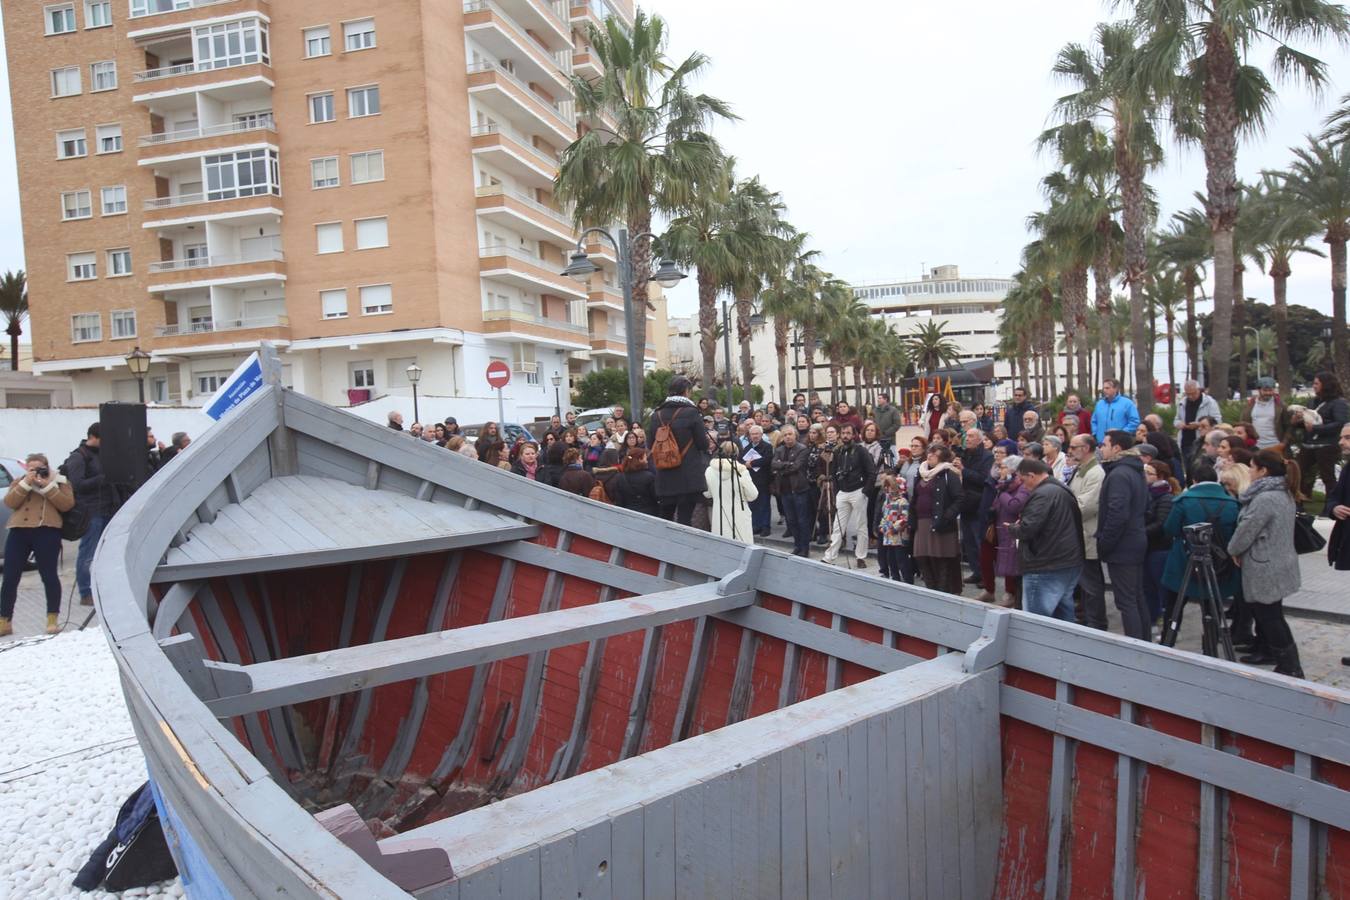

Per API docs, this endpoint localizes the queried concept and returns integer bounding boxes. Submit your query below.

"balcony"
[481,307,590,348]
[570,0,631,31]
[466,62,576,145]
[138,116,275,163]
[146,251,285,291]
[587,283,624,313]
[132,60,273,102]
[127,0,268,35]
[470,124,558,186]
[464,0,572,96]
[493,0,571,44]
[475,185,576,243]
[153,314,290,350]
[142,190,282,226]
[573,48,602,79]
[589,336,627,357]
[479,244,588,299]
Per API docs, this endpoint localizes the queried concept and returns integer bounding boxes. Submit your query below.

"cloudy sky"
[1,1,1348,330]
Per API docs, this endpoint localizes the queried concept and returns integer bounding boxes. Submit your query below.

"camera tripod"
[1159,542,1236,662]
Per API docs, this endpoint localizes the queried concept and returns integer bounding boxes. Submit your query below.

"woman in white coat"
[704,441,758,541]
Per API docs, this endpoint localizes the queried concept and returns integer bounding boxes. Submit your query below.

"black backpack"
[57,449,93,541]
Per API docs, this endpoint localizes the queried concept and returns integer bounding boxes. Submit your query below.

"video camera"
[1181,521,1213,551]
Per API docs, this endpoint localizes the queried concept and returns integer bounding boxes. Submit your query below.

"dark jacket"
[1011,478,1084,573]
[1312,395,1350,442]
[558,464,594,497]
[959,446,992,516]
[1161,482,1241,598]
[908,466,963,536]
[1096,453,1149,565]
[622,467,659,516]
[771,441,810,495]
[1326,461,1350,571]
[1004,400,1035,435]
[741,439,774,491]
[832,441,875,494]
[1144,485,1175,553]
[63,441,116,519]
[647,398,710,497]
[592,466,628,506]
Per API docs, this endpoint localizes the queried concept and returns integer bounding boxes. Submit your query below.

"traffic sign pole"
[497,387,504,425]
[485,360,511,425]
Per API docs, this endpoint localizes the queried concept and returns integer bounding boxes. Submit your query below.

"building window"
[309,92,335,123]
[51,66,81,97]
[360,283,392,315]
[346,85,379,118]
[320,288,348,319]
[310,156,339,189]
[350,150,383,183]
[343,18,375,51]
[107,248,132,277]
[90,60,117,91]
[101,185,127,215]
[61,190,92,220]
[67,252,96,281]
[196,372,229,393]
[315,222,343,254]
[45,4,76,34]
[71,313,101,342]
[56,128,87,159]
[303,25,330,58]
[203,148,280,200]
[350,361,375,389]
[84,0,110,27]
[354,216,388,249]
[110,309,137,338]
[96,123,122,153]
[193,19,269,70]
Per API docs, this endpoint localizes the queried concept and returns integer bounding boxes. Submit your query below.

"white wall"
[0,407,212,464]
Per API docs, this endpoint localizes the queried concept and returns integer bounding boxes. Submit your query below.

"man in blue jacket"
[1090,379,1141,442]
[1096,430,1151,641]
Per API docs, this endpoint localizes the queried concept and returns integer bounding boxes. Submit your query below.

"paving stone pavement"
[0,540,94,640]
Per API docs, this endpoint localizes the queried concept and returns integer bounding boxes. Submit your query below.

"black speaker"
[99,402,148,486]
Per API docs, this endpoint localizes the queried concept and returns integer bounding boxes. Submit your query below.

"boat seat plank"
[153,476,536,583]
[205,584,758,718]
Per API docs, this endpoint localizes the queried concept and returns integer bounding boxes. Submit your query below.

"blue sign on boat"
[203,352,264,421]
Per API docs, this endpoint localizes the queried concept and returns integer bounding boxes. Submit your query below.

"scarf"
[522,460,538,480]
[917,461,955,482]
[1240,475,1288,505]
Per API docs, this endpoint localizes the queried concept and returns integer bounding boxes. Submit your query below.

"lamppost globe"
[550,373,563,388]
[405,363,422,385]
[562,251,599,283]
[125,346,151,403]
[749,312,766,329]
[652,258,687,289]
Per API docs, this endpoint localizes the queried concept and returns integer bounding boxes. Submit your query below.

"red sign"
[486,360,511,389]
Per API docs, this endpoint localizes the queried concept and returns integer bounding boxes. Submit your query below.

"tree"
[572,367,631,409]
[725,178,790,399]
[0,270,26,372]
[1130,0,1349,396]
[1157,208,1211,382]
[1270,139,1350,384]
[1149,266,1186,400]
[557,11,735,313]
[759,230,814,406]
[903,320,963,374]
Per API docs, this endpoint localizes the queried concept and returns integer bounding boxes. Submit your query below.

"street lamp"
[563,228,687,423]
[551,371,563,417]
[1243,326,1261,382]
[125,346,151,404]
[405,363,422,423]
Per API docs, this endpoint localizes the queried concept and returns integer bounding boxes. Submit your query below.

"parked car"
[459,423,530,445]
[573,407,617,433]
[0,457,28,570]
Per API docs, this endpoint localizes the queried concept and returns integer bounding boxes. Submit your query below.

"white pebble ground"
[0,628,182,899]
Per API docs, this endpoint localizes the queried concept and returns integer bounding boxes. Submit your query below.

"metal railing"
[143,188,279,210]
[134,55,267,83]
[469,123,559,169]
[463,0,571,85]
[139,115,275,147]
[478,243,558,268]
[483,307,588,335]
[130,0,239,19]
[465,61,574,131]
[155,314,288,337]
[474,184,574,229]
[148,249,283,273]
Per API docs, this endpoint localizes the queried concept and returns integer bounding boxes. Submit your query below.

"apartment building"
[5,0,654,420]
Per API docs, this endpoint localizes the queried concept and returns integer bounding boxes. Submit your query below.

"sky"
[2,1,1349,335]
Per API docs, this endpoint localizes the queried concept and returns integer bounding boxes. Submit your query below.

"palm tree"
[725,178,790,399]
[1130,0,1349,395]
[759,231,814,406]
[1246,172,1324,391]
[903,320,963,374]
[1271,139,1350,384]
[1157,209,1210,381]
[1049,21,1164,406]
[0,270,26,372]
[794,261,829,397]
[557,11,735,313]
[1149,266,1186,400]
[817,280,866,401]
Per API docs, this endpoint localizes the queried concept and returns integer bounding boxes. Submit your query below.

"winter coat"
[4,474,75,530]
[899,458,922,501]
[622,467,659,516]
[64,441,115,519]
[1068,456,1105,560]
[771,441,810,495]
[1327,462,1350,570]
[704,458,758,541]
[558,464,594,497]
[1096,453,1149,565]
[1004,400,1035,435]
[1173,392,1222,435]
[648,398,711,497]
[1161,482,1241,598]
[907,464,963,537]
[877,487,910,547]
[828,413,864,435]
[537,463,563,488]
[1311,396,1350,442]
[1228,477,1302,604]
[591,466,629,506]
[510,459,539,480]
[1090,394,1142,442]
[1011,478,1084,574]
[959,446,993,516]
[1144,483,1175,553]
[873,403,902,440]
[832,441,875,494]
[741,439,775,493]
[991,480,1030,577]
[1061,407,1092,437]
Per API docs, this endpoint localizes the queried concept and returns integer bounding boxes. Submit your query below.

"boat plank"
[802,734,830,900]
[556,547,624,780]
[700,777,733,899]
[922,692,943,899]
[264,478,354,546]
[672,780,703,900]
[671,615,713,743]
[1113,700,1138,900]
[954,677,978,900]
[1043,680,1073,900]
[778,743,807,900]
[150,580,203,641]
[497,845,542,900]
[754,752,782,899]
[608,806,643,899]
[715,605,921,674]
[244,483,340,550]
[776,601,806,710]
[225,576,304,774]
[727,764,757,898]
[904,698,926,899]
[880,705,908,897]
[1290,752,1315,900]
[641,795,676,900]
[487,540,682,597]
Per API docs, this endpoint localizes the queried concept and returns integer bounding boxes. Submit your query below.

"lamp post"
[406,363,422,423]
[551,371,563,417]
[563,228,687,426]
[125,346,151,403]
[1243,326,1261,382]
[747,311,765,411]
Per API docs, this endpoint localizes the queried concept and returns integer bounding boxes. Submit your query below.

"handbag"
[1294,512,1326,555]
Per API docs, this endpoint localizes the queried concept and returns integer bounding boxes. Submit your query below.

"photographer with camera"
[1161,463,1241,637]
[1,454,75,636]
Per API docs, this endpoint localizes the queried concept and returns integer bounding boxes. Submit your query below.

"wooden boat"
[96,350,1350,898]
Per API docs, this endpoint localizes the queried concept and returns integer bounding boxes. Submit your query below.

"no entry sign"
[485,360,511,389]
